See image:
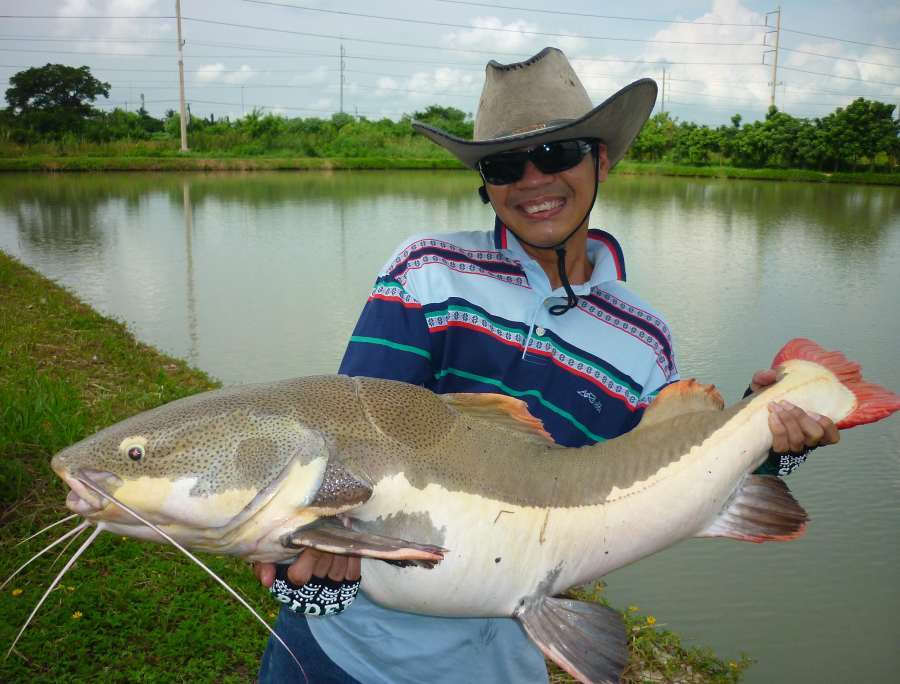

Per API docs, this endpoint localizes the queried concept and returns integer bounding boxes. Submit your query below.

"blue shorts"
[259,608,361,684]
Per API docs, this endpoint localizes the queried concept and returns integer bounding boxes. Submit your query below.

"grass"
[0,155,465,172]
[613,161,900,186]
[0,250,751,682]
[0,154,898,186]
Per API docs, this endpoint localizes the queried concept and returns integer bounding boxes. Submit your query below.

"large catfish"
[11,339,900,683]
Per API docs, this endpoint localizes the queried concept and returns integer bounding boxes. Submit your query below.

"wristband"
[270,563,360,617]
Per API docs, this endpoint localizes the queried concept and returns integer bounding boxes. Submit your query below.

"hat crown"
[474,47,593,142]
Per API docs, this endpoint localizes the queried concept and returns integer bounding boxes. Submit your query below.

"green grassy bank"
[0,154,897,186]
[0,251,750,682]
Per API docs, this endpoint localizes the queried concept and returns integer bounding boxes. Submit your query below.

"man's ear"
[596,143,610,182]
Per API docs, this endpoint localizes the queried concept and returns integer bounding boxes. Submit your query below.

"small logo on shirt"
[577,389,603,414]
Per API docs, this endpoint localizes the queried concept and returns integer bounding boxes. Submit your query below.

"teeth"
[522,199,563,214]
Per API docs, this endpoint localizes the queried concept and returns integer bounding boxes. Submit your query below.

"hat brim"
[412,78,657,170]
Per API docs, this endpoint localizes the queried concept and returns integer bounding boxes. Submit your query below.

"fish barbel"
[11,338,900,683]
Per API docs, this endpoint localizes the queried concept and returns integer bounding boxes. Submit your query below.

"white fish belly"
[355,363,854,618]
[356,411,776,618]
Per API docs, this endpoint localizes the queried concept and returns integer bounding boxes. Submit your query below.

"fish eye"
[119,436,148,463]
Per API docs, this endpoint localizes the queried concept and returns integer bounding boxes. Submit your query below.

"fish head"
[51,386,333,534]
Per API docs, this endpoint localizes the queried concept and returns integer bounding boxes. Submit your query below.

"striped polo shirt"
[340,219,679,447]
[305,220,680,684]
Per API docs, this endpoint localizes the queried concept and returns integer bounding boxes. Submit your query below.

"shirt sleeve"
[338,276,435,386]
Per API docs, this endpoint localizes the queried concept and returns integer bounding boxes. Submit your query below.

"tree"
[629,112,677,162]
[5,63,110,136]
[409,105,473,139]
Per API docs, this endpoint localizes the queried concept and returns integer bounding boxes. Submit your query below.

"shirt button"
[535,326,546,336]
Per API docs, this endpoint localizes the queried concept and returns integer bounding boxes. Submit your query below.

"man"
[255,47,837,682]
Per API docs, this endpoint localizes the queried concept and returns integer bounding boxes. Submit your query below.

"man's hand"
[253,550,361,588]
[750,369,840,453]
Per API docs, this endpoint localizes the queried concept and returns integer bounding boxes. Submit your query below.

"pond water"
[1,170,898,682]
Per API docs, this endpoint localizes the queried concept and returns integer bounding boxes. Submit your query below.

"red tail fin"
[772,338,900,429]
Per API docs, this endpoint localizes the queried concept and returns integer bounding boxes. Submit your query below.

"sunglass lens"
[532,141,588,175]
[479,152,527,185]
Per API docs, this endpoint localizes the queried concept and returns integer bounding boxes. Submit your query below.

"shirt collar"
[492,216,626,288]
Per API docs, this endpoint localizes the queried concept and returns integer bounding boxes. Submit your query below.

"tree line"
[2,63,898,172]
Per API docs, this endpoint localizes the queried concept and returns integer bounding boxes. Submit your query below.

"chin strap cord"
[548,246,579,316]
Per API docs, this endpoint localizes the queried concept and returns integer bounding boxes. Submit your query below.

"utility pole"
[176,0,189,152]
[660,68,666,114]
[339,43,346,114]
[764,6,782,110]
[140,92,145,113]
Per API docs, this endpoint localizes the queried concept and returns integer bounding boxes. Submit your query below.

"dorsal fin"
[440,393,556,445]
[637,379,725,429]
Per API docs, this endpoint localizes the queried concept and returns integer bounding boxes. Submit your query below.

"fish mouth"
[61,470,124,517]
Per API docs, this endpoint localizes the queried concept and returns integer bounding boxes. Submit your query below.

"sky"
[1,0,898,127]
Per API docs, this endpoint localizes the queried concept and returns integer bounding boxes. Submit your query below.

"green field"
[1,155,898,187]
[0,251,749,682]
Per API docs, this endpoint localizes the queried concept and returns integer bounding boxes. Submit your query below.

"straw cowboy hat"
[412,47,657,170]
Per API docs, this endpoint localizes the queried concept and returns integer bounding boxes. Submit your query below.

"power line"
[779,46,900,70]
[241,0,764,47]
[3,10,898,56]
[0,14,174,20]
[778,64,900,88]
[781,27,900,52]
[427,0,766,27]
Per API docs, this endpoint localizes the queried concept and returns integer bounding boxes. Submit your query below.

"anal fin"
[285,519,446,567]
[517,596,627,684]
[697,474,808,543]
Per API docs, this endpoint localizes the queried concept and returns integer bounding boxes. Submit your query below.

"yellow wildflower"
[729,661,738,669]
[646,616,656,625]
[67,585,75,592]
[268,611,277,619]
[72,611,83,619]
[11,588,23,597]
[627,605,638,612]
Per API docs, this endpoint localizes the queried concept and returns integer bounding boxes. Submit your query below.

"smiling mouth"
[519,197,565,217]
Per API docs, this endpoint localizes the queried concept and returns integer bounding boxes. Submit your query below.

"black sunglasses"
[477,139,595,186]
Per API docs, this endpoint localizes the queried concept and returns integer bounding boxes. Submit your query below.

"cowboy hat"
[412,47,657,170]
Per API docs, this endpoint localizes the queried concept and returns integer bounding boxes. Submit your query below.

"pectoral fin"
[636,379,725,429]
[285,520,446,567]
[517,596,627,684]
[697,474,808,543]
[441,392,556,445]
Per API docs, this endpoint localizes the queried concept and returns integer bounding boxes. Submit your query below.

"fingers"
[253,561,276,588]
[768,401,840,453]
[812,411,841,446]
[287,550,359,585]
[750,369,777,393]
[346,556,361,582]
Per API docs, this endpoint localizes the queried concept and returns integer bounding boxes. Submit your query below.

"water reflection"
[603,175,896,249]
[182,180,199,364]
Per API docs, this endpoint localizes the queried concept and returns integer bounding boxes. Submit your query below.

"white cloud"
[223,65,255,85]
[443,16,543,54]
[608,0,900,121]
[195,63,226,83]
[55,0,172,55]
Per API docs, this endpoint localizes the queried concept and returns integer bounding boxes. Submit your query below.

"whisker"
[15,514,81,548]
[1,521,90,592]
[49,524,88,570]
[76,475,308,684]
[6,523,105,659]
